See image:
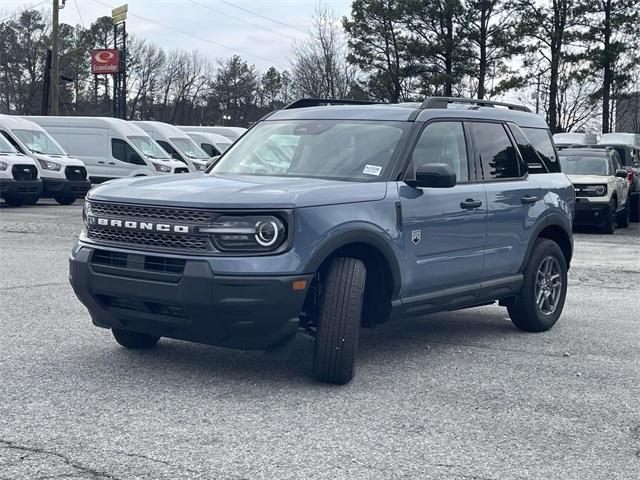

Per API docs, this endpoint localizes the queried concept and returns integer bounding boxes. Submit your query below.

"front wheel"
[3,195,24,207]
[54,194,77,205]
[603,200,616,234]
[508,239,568,332]
[112,328,160,349]
[313,257,366,385]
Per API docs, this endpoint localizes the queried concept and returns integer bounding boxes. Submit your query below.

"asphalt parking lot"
[1,200,638,480]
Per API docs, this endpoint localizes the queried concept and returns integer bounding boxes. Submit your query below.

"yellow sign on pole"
[111,4,128,24]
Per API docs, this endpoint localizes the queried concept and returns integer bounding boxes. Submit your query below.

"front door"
[399,121,487,297]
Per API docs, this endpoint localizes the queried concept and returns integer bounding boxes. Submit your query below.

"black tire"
[508,238,568,332]
[22,194,40,205]
[629,192,639,223]
[313,257,366,385]
[602,200,616,234]
[112,328,160,349]
[617,201,630,228]
[3,196,24,207]
[54,194,77,205]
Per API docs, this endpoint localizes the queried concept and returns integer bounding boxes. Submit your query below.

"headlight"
[37,159,61,171]
[194,163,207,171]
[82,200,91,226]
[199,215,286,252]
[575,184,606,196]
[153,162,172,173]
[0,161,7,171]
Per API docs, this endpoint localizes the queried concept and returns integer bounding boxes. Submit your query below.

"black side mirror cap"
[615,169,629,178]
[406,163,457,188]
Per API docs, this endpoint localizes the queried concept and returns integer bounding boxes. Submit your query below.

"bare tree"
[291,6,357,99]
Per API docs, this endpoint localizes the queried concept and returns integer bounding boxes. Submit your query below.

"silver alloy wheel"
[535,256,562,315]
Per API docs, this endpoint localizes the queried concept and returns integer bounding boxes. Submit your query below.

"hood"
[33,153,85,167]
[567,174,610,184]
[0,152,37,165]
[88,174,388,209]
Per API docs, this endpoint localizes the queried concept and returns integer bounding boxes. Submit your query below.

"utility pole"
[50,0,61,115]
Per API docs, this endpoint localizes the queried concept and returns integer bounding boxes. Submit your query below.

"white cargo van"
[132,121,209,172]
[25,116,188,183]
[178,125,246,141]
[0,115,89,204]
[184,131,232,157]
[0,132,42,206]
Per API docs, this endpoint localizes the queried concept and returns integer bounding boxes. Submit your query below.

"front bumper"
[573,198,610,227]
[43,178,91,198]
[0,178,42,198]
[69,246,313,350]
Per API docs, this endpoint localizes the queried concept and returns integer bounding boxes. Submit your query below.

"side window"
[521,127,561,173]
[111,138,126,162]
[1,131,25,154]
[111,139,145,165]
[509,125,548,174]
[410,122,469,182]
[201,143,220,157]
[471,122,521,180]
[157,140,184,163]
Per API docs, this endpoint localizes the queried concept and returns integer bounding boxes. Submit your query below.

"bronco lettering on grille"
[88,216,191,233]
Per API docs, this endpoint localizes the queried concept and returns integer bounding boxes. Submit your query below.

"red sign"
[91,49,120,74]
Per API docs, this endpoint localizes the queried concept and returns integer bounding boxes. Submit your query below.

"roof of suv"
[559,148,614,157]
[268,102,548,129]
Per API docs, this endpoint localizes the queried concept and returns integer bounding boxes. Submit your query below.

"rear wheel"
[112,328,160,349]
[313,257,366,385]
[508,239,568,332]
[54,194,77,205]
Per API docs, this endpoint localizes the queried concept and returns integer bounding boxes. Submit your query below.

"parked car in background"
[184,131,232,157]
[133,121,210,172]
[559,147,630,232]
[553,132,599,148]
[178,125,247,141]
[0,131,42,206]
[26,116,188,183]
[1,115,90,205]
[597,135,640,222]
[70,97,574,385]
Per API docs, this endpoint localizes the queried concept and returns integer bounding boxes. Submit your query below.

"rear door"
[398,121,487,296]
[470,121,543,280]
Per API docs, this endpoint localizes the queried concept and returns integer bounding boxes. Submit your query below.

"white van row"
[0,114,246,206]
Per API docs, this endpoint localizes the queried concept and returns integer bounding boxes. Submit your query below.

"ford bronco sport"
[70,97,574,385]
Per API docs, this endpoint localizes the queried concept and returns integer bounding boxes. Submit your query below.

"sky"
[2,0,353,71]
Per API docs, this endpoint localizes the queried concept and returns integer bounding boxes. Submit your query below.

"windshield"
[170,137,209,160]
[0,134,17,153]
[213,120,408,181]
[13,129,66,155]
[128,136,171,160]
[559,155,611,176]
[217,142,231,153]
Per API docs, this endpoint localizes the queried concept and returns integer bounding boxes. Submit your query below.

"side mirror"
[615,169,628,178]
[406,163,456,188]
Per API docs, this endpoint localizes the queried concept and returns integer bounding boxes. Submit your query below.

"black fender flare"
[303,228,403,298]
[519,213,573,272]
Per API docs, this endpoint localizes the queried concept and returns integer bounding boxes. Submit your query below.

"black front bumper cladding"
[69,246,313,350]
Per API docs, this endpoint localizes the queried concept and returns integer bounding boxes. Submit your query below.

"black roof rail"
[420,96,532,113]
[283,98,379,109]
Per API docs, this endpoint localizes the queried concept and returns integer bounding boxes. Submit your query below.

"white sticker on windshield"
[363,164,382,176]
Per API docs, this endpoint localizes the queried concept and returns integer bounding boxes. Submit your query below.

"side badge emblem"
[411,229,421,245]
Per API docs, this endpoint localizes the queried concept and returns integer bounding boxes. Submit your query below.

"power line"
[186,0,299,42]
[72,0,85,28]
[87,0,280,64]
[214,0,308,35]
[0,1,49,24]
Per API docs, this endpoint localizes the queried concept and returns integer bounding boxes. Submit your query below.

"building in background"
[616,93,640,133]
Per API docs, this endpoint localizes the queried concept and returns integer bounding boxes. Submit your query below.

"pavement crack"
[0,282,68,291]
[0,439,119,479]
[112,450,204,475]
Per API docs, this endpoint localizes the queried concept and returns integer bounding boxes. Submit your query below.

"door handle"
[108,162,116,165]
[521,195,538,204]
[460,198,482,210]
[98,161,105,164]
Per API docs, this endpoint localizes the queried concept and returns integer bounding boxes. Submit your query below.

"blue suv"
[70,97,574,384]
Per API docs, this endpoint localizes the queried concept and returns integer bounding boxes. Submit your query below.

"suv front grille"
[12,164,38,180]
[89,201,215,223]
[87,227,210,251]
[65,166,87,180]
